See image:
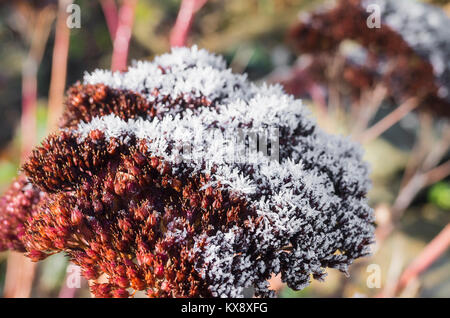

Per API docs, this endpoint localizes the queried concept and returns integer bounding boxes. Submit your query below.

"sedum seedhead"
[0,46,374,297]
[289,0,450,117]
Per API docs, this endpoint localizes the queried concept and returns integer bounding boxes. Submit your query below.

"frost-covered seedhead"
[1,46,374,297]
[289,0,450,117]
[0,175,44,252]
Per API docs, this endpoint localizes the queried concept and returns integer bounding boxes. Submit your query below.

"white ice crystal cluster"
[79,46,374,297]
[84,46,252,108]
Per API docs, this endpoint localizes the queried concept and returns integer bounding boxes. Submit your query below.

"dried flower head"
[1,46,374,297]
[0,175,45,252]
[289,0,450,117]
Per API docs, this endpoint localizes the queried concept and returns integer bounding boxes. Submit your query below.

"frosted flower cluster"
[362,0,450,101]
[289,0,450,117]
[0,46,374,297]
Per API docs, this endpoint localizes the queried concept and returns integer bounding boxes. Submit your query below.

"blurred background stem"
[395,224,450,295]
[358,97,421,144]
[47,0,72,131]
[100,0,118,40]
[20,7,54,160]
[111,0,137,72]
[378,224,450,297]
[170,0,208,47]
[4,5,55,299]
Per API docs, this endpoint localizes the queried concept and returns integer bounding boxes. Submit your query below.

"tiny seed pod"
[150,157,159,169]
[155,264,164,278]
[89,129,105,141]
[94,84,107,102]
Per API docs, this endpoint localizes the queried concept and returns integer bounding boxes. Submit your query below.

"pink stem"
[47,0,72,131]
[6,8,54,299]
[425,160,450,186]
[58,269,79,298]
[58,285,78,298]
[21,63,38,161]
[358,97,420,144]
[378,224,450,297]
[3,252,37,298]
[398,224,450,290]
[308,82,327,119]
[100,0,119,40]
[111,0,137,72]
[19,8,54,161]
[170,0,208,47]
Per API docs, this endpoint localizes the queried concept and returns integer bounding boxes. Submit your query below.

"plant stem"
[400,113,433,189]
[21,59,38,161]
[58,264,79,298]
[358,97,420,144]
[111,0,137,72]
[382,224,450,297]
[393,159,450,220]
[100,0,119,39]
[20,8,54,161]
[47,0,72,131]
[3,252,37,298]
[170,0,208,47]
[4,6,54,299]
[351,84,387,136]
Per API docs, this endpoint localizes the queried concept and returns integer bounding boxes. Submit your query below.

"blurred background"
[0,0,449,298]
